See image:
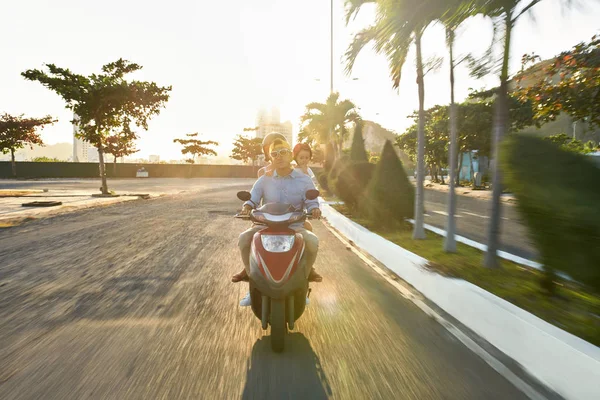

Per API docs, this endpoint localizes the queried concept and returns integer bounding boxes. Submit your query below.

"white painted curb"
[321,202,600,400]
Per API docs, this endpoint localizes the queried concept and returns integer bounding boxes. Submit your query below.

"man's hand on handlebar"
[311,208,322,220]
[240,205,253,215]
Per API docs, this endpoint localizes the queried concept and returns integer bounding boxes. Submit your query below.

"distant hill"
[0,142,72,161]
[344,120,414,168]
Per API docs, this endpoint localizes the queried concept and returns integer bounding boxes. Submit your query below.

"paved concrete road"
[424,189,538,261]
[0,181,530,399]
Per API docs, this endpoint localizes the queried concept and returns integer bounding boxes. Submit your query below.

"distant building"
[72,113,99,162]
[255,107,293,145]
[149,155,160,163]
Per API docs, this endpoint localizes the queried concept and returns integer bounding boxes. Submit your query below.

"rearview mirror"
[305,189,320,201]
[237,191,251,201]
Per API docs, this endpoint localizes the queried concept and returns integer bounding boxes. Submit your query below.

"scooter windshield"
[256,203,297,215]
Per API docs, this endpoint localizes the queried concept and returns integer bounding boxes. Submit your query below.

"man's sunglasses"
[270,149,291,158]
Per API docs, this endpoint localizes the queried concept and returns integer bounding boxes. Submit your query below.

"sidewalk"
[0,189,155,227]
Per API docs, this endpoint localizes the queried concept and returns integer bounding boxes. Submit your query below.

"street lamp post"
[330,0,334,94]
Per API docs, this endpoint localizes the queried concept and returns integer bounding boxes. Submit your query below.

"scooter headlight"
[261,235,295,253]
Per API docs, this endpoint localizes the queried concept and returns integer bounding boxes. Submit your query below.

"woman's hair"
[293,143,312,161]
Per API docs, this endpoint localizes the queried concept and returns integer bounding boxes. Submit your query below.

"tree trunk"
[445,28,458,253]
[413,29,426,240]
[98,144,109,194]
[456,152,463,186]
[469,152,475,183]
[439,163,445,185]
[113,156,117,176]
[10,148,16,177]
[484,12,512,269]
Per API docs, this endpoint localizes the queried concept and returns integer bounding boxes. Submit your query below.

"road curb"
[320,201,600,400]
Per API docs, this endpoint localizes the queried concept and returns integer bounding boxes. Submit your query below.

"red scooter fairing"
[251,228,305,287]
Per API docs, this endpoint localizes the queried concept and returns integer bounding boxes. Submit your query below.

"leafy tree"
[104,127,139,173]
[0,113,55,176]
[345,0,446,240]
[22,59,171,194]
[299,92,360,159]
[396,105,450,183]
[350,119,369,163]
[543,133,596,154]
[173,133,218,164]
[517,35,600,129]
[361,140,414,227]
[231,135,263,164]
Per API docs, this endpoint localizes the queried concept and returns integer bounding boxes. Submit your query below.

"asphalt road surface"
[424,189,538,261]
[0,180,534,399]
[2,178,538,261]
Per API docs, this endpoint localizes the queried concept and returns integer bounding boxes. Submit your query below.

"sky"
[1,0,599,161]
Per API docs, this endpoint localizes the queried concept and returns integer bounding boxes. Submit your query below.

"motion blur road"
[423,189,538,261]
[0,180,534,399]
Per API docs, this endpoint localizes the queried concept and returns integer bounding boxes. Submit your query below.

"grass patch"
[332,203,600,347]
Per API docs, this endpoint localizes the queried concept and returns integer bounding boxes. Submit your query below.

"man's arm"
[243,176,264,210]
[304,176,319,212]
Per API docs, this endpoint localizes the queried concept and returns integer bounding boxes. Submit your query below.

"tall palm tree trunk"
[444,28,458,252]
[413,29,426,240]
[484,12,512,269]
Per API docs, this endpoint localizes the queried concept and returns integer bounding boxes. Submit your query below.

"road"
[423,189,538,261]
[0,180,533,399]
[2,178,538,261]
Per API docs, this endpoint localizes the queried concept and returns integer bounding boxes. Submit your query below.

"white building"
[72,113,99,162]
[255,107,293,145]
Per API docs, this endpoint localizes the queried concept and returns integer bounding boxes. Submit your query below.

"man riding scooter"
[232,139,323,290]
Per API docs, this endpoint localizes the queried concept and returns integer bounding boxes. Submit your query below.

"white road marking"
[323,221,548,400]
[431,210,462,218]
[462,211,489,219]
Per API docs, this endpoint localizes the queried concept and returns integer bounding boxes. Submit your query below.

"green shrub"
[335,161,375,210]
[350,120,369,163]
[328,156,350,197]
[501,134,600,292]
[317,171,330,193]
[324,143,335,172]
[361,140,414,227]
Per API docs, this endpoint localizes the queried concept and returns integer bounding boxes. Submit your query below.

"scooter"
[235,189,320,352]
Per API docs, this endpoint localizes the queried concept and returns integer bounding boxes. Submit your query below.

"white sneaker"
[239,292,252,307]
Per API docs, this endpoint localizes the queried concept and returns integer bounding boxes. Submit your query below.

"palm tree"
[442,2,476,252]
[300,92,359,158]
[345,0,443,240]
[473,0,549,268]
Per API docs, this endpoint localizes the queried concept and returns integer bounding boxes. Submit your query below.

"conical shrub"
[361,140,414,227]
[350,120,369,163]
[335,161,374,210]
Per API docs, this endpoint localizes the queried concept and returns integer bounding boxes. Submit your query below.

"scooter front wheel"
[270,298,287,352]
